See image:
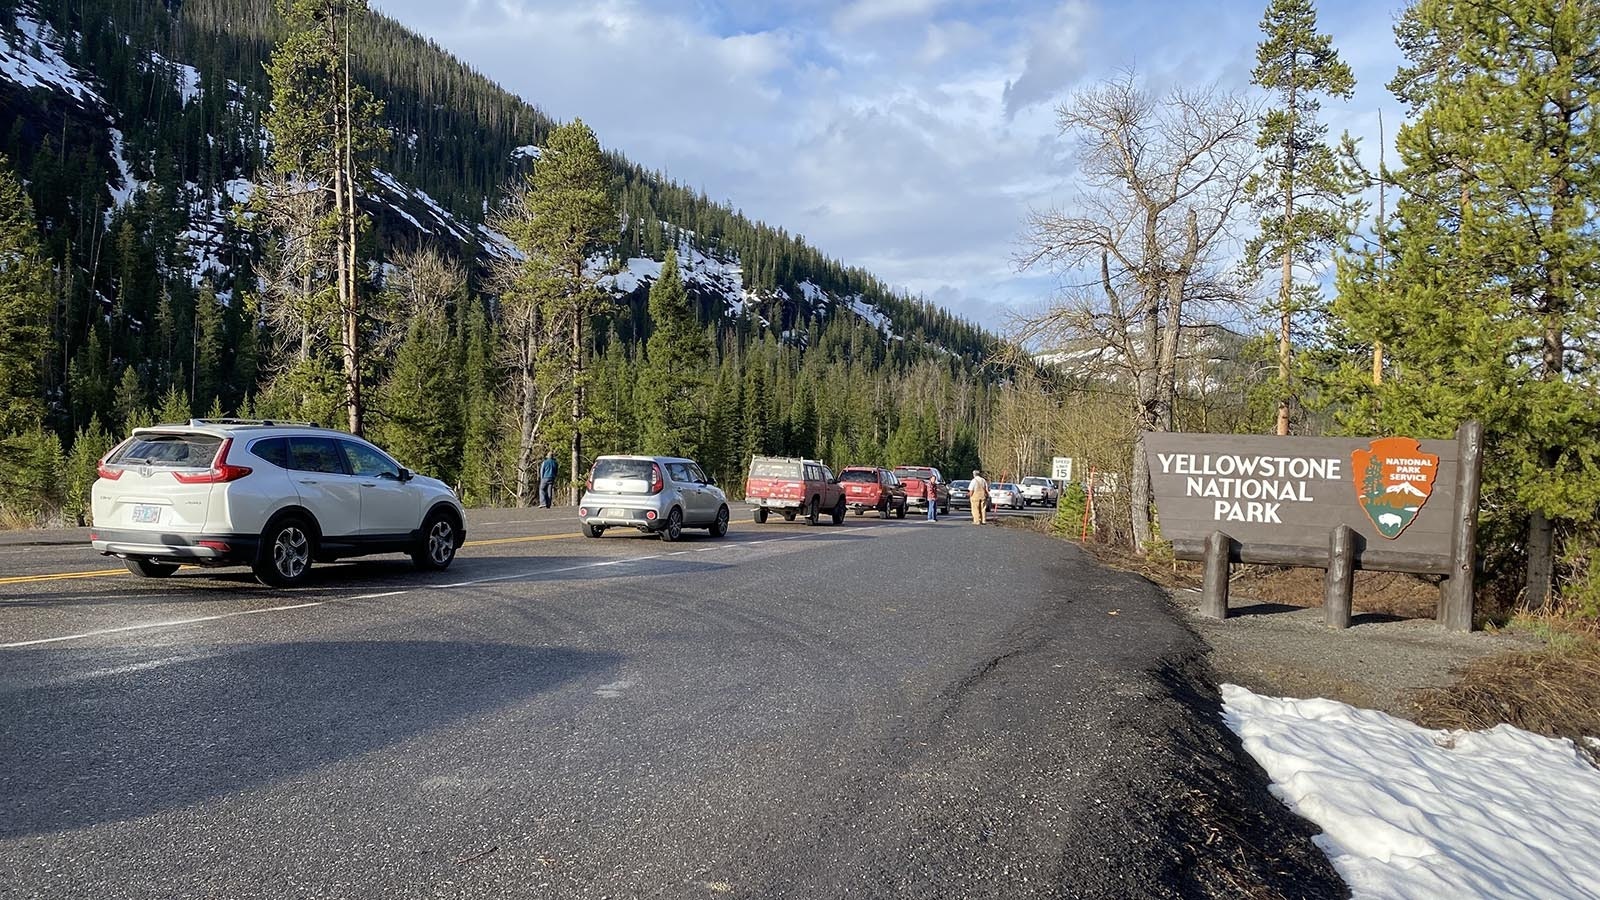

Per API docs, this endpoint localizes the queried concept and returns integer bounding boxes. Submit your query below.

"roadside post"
[1144,422,1483,631]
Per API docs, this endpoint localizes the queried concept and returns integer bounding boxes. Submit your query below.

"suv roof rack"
[187,418,320,428]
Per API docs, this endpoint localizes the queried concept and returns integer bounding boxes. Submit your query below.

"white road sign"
[1051,457,1074,481]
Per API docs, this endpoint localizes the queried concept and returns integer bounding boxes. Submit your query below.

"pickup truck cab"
[891,466,949,516]
[745,457,846,525]
[839,466,906,519]
[1020,476,1061,507]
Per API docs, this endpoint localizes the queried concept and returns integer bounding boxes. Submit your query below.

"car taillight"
[650,463,664,495]
[172,438,253,484]
[97,459,123,480]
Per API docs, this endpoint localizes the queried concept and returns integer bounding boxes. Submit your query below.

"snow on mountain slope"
[0,12,103,107]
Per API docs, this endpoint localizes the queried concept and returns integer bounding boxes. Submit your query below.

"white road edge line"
[1,601,327,648]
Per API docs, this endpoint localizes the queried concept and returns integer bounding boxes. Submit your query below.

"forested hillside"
[0,0,1001,519]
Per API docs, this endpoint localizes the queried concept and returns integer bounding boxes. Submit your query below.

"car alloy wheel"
[710,505,729,538]
[255,519,314,587]
[660,507,684,542]
[427,519,454,565]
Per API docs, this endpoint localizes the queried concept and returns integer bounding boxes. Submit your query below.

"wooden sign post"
[1145,422,1483,631]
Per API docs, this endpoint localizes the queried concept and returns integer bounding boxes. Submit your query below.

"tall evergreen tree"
[1331,0,1600,609]
[638,255,711,457]
[375,311,462,483]
[1247,0,1359,435]
[265,0,387,435]
[0,154,51,436]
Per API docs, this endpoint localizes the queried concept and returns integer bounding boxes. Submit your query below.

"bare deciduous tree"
[1017,72,1257,550]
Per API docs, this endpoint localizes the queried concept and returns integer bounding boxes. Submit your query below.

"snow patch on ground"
[106,128,142,209]
[0,12,105,107]
[1223,684,1600,899]
[147,51,201,105]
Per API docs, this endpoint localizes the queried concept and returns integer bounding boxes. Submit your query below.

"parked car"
[1020,476,1061,507]
[988,482,1025,511]
[578,456,730,541]
[949,479,972,509]
[891,466,949,516]
[839,466,906,518]
[90,419,466,587]
[745,457,846,525]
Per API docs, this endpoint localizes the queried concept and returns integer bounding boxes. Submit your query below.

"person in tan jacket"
[968,469,989,525]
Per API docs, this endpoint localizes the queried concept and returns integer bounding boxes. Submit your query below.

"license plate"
[132,504,161,524]
[603,508,632,518]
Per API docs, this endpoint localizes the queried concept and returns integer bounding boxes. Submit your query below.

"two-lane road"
[0,509,1340,898]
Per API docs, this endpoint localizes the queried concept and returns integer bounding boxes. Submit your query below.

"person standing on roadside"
[968,469,989,525]
[539,451,558,509]
[924,476,939,522]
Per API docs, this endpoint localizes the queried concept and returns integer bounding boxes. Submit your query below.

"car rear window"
[750,459,801,478]
[838,470,877,483]
[108,433,222,468]
[952,480,970,489]
[893,467,932,480]
[1023,477,1051,486]
[594,458,656,480]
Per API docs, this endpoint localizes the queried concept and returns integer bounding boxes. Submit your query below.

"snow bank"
[1222,684,1600,899]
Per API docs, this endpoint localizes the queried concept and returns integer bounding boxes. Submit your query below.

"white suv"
[91,420,466,586]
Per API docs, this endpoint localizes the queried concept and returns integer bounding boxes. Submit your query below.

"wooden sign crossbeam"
[1144,422,1483,631]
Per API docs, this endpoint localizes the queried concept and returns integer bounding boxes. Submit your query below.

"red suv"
[839,466,907,519]
[745,457,846,525]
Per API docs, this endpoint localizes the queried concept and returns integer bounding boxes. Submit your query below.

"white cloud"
[1001,0,1092,119]
[834,0,947,33]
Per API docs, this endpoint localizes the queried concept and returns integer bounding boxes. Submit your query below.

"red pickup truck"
[839,466,906,519]
[892,466,950,516]
[745,457,846,525]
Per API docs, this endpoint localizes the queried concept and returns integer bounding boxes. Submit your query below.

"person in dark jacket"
[539,451,558,508]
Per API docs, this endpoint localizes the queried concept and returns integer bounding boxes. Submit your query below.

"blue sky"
[371,0,1410,332]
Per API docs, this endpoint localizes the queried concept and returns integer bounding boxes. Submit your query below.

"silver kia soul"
[578,455,730,541]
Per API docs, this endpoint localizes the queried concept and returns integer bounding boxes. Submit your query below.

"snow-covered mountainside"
[0,1,916,344]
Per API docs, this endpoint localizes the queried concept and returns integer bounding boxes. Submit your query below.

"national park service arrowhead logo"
[1352,437,1439,539]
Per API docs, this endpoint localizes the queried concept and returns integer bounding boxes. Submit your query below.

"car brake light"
[97,459,123,480]
[172,438,253,484]
[198,540,231,553]
[650,463,664,495]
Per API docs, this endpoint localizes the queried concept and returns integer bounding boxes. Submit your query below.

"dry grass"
[1415,612,1600,763]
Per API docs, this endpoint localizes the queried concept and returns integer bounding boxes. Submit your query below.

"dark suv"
[839,466,907,519]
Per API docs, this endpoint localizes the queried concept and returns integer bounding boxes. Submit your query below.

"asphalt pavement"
[0,505,1341,899]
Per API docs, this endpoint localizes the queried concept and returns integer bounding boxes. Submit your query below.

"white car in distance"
[91,420,466,586]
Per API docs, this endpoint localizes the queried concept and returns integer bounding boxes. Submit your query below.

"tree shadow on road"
[0,640,619,838]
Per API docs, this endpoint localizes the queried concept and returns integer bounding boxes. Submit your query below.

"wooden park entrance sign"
[1144,422,1483,631]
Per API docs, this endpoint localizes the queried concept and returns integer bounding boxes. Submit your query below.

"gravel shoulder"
[1172,591,1544,722]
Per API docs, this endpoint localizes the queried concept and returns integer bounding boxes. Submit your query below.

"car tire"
[582,522,605,538]
[659,507,684,542]
[254,517,315,587]
[831,498,845,526]
[854,508,864,517]
[895,503,906,520]
[412,509,460,571]
[782,510,796,522]
[804,499,820,526]
[709,505,729,538]
[754,508,769,524]
[125,558,178,578]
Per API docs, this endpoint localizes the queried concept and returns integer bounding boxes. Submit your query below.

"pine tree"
[1330,0,1600,609]
[457,298,498,506]
[375,310,462,483]
[0,153,51,436]
[1247,0,1359,435]
[0,425,65,525]
[113,366,147,432]
[64,416,114,526]
[194,279,226,408]
[490,118,618,504]
[265,0,388,434]
[638,255,711,457]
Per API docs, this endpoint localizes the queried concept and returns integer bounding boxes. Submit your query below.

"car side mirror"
[829,478,839,485]
[398,467,413,482]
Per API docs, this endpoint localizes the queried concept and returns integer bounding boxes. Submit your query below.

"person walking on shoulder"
[924,477,939,522]
[968,469,989,525]
[539,451,558,509]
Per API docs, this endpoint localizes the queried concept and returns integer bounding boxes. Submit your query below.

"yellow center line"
[0,531,576,585]
[0,568,128,586]
[462,533,577,547]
